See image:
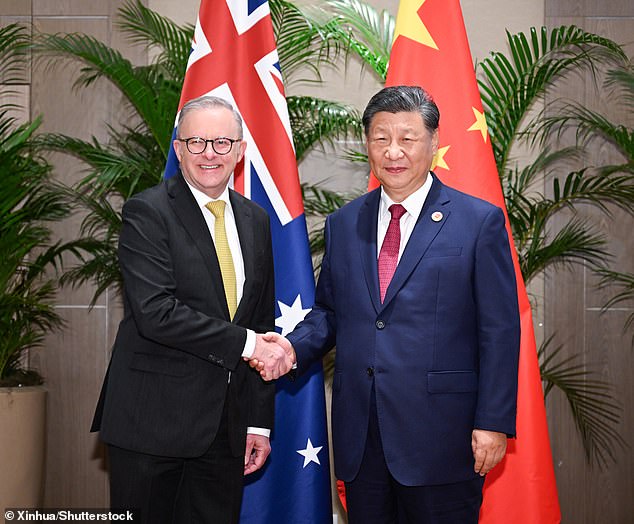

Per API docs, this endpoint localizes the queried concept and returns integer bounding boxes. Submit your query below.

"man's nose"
[384,141,404,159]
[203,143,218,159]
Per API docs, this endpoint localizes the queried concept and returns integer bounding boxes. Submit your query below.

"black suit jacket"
[92,173,275,458]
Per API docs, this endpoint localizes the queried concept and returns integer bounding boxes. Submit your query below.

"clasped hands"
[246,332,295,381]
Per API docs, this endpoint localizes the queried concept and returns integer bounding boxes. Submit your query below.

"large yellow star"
[392,0,438,49]
[431,145,450,171]
[467,107,489,142]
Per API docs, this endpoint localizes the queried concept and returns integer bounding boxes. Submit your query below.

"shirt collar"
[379,172,433,221]
[184,179,231,211]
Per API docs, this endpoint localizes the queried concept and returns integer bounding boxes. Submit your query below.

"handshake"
[247,332,295,381]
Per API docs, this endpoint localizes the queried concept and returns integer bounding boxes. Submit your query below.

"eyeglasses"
[177,136,241,155]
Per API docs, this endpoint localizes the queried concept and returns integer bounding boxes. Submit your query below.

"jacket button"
[376,320,385,329]
[367,367,374,376]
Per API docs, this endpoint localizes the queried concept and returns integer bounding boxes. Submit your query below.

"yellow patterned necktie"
[205,200,237,319]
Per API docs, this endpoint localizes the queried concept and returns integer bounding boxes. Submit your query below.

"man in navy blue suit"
[259,86,520,523]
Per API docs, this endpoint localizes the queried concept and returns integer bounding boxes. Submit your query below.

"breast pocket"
[425,246,462,258]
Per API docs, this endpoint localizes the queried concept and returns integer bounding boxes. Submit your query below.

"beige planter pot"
[0,386,47,509]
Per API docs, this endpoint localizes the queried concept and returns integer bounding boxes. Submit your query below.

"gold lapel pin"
[431,211,443,222]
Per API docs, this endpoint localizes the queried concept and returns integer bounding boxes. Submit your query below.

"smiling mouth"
[200,164,221,170]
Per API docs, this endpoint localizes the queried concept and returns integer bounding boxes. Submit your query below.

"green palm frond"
[117,0,194,81]
[478,25,626,173]
[271,0,346,84]
[323,0,393,80]
[550,169,634,214]
[596,269,634,335]
[605,63,634,110]
[540,338,627,468]
[504,146,581,197]
[521,217,608,283]
[0,23,30,86]
[287,95,362,161]
[36,132,152,198]
[35,32,176,154]
[341,148,369,163]
[536,63,634,167]
[302,184,356,259]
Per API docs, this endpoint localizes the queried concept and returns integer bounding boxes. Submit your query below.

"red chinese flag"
[372,0,562,522]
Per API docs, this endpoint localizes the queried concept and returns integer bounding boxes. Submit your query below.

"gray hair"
[177,95,244,138]
[362,86,440,135]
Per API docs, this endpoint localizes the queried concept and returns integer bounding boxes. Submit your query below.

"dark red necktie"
[378,204,406,302]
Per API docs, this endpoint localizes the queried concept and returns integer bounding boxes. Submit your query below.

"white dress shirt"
[185,181,268,437]
[377,172,434,260]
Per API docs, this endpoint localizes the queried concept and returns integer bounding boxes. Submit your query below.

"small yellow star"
[392,0,438,50]
[467,107,489,142]
[431,145,450,171]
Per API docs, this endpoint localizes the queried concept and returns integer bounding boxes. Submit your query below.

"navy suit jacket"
[288,174,520,486]
[92,173,275,459]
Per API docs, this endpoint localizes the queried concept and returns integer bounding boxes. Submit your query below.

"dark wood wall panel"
[545,2,634,522]
[38,308,109,507]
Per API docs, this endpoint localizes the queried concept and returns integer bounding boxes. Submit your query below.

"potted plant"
[0,23,72,508]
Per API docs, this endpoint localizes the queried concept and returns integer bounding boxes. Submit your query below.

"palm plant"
[0,24,72,387]
[35,0,360,303]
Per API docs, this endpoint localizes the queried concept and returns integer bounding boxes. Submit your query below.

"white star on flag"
[275,294,311,336]
[296,438,323,468]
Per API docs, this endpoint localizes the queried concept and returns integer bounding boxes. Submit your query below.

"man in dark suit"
[92,96,294,524]
[261,86,520,523]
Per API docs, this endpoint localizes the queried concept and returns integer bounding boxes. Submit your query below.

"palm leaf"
[287,95,362,161]
[317,0,392,80]
[521,216,608,283]
[117,0,194,81]
[478,26,626,173]
[302,184,356,260]
[0,23,30,86]
[596,269,634,336]
[271,0,346,85]
[540,337,627,468]
[35,32,176,154]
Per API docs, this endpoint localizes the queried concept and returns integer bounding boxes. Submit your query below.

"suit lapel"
[166,173,229,316]
[358,189,382,313]
[381,175,452,307]
[229,190,254,322]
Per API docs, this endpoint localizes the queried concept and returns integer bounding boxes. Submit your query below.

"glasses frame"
[177,136,241,155]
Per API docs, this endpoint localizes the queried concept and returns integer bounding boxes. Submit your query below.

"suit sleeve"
[287,215,337,375]
[118,196,247,370]
[473,206,520,436]
[246,214,276,429]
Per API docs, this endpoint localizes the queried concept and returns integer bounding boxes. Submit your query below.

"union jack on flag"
[164,0,333,523]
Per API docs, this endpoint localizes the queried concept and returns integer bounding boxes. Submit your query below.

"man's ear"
[237,140,247,162]
[173,139,184,162]
[431,129,439,155]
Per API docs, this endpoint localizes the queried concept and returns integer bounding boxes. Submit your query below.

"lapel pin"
[431,211,443,222]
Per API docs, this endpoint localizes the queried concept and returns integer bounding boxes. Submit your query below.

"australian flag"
[164,0,332,522]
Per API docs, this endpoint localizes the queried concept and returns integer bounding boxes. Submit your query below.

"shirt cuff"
[242,329,255,359]
[247,427,271,438]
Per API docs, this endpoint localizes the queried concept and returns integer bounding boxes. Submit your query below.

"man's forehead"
[180,106,237,130]
[369,112,425,131]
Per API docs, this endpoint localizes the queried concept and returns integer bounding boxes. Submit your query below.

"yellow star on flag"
[431,145,450,171]
[467,107,489,142]
[392,0,438,50]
